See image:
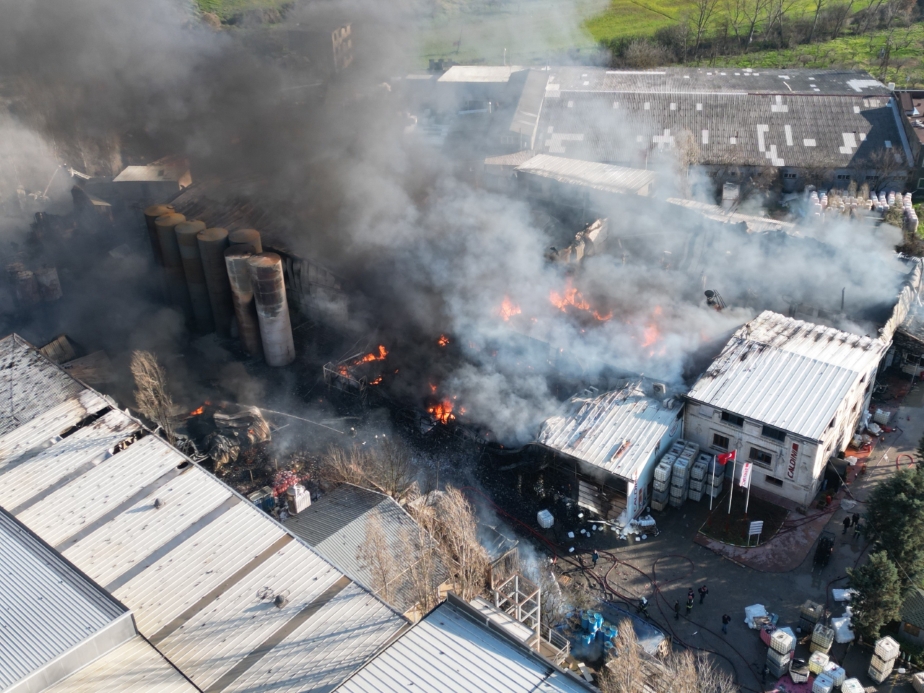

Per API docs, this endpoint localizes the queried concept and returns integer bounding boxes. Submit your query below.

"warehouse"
[534,379,684,526]
[683,312,887,509]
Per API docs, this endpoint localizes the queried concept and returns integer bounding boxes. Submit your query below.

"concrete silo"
[154,213,194,321]
[175,220,213,333]
[224,248,263,357]
[228,228,262,254]
[197,227,233,337]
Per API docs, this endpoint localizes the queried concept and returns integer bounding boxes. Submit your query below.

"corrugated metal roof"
[0,334,407,692]
[537,87,903,169]
[0,335,91,437]
[665,197,796,234]
[537,382,680,479]
[0,507,127,691]
[337,599,590,692]
[516,154,655,195]
[686,311,887,440]
[438,66,526,83]
[284,484,448,615]
[45,637,196,693]
[548,67,889,96]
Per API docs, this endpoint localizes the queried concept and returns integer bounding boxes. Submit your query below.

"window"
[836,173,850,181]
[721,411,744,427]
[762,425,786,442]
[765,475,784,487]
[905,622,921,637]
[783,172,797,180]
[749,448,773,466]
[918,178,924,190]
[712,433,730,450]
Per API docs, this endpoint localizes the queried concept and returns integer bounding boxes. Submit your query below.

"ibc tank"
[224,248,263,357]
[154,213,194,321]
[175,220,213,333]
[247,253,294,366]
[197,227,233,337]
[228,228,262,254]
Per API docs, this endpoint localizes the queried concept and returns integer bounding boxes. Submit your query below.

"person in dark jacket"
[842,516,852,534]
[722,613,731,634]
[699,584,709,604]
[686,594,694,616]
[592,549,599,568]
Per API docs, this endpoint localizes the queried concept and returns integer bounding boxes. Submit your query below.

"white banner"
[739,462,752,488]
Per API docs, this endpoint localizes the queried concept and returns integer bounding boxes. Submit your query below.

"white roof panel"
[687,311,886,440]
[339,600,590,692]
[438,65,525,83]
[45,636,197,693]
[538,383,680,479]
[516,154,656,195]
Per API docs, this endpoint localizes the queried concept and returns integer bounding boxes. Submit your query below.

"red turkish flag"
[716,450,736,465]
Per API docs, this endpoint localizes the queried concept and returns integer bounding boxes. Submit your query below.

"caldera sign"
[787,442,799,479]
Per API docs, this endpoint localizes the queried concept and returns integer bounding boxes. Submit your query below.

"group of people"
[842,512,863,537]
[671,585,733,635]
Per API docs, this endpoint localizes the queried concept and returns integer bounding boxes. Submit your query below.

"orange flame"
[428,400,455,424]
[549,279,611,321]
[189,405,205,417]
[438,334,449,347]
[499,297,521,321]
[640,306,663,353]
[370,376,383,385]
[357,345,388,363]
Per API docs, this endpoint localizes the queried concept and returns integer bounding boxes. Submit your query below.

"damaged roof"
[686,311,887,441]
[0,334,406,693]
[537,381,682,480]
[516,154,656,196]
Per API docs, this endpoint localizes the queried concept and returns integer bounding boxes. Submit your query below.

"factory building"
[534,379,684,526]
[683,312,887,509]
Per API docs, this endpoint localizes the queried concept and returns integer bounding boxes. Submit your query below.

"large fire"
[358,345,388,363]
[640,306,665,355]
[437,334,449,347]
[188,400,211,417]
[549,279,612,321]
[499,297,521,321]
[428,399,455,424]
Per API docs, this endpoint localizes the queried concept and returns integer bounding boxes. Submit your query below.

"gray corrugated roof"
[538,382,680,479]
[284,484,448,615]
[337,598,592,693]
[0,507,129,690]
[0,334,406,692]
[686,311,886,440]
[516,154,655,195]
[548,67,890,96]
[537,89,903,169]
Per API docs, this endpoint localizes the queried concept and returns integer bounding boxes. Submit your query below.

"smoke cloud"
[0,0,907,445]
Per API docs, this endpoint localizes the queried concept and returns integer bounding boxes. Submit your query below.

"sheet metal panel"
[0,390,108,467]
[687,311,886,440]
[539,384,678,479]
[517,154,655,195]
[15,435,183,547]
[0,335,89,436]
[338,602,570,693]
[0,410,138,511]
[223,582,406,693]
[62,466,232,587]
[45,636,197,693]
[0,510,125,690]
[156,539,347,690]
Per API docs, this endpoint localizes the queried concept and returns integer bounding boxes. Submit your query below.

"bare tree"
[369,438,417,502]
[401,501,443,616]
[624,39,671,68]
[130,350,176,445]
[357,509,398,605]
[807,0,829,42]
[689,0,721,56]
[320,444,368,487]
[741,0,773,49]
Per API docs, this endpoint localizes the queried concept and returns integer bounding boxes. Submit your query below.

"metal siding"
[338,602,572,693]
[44,637,197,693]
[156,540,346,690]
[0,410,138,511]
[222,583,405,693]
[687,311,885,440]
[15,435,183,548]
[0,510,125,690]
[113,501,286,635]
[62,467,233,587]
[516,154,655,195]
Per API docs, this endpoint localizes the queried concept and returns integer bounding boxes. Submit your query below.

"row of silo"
[143,205,295,366]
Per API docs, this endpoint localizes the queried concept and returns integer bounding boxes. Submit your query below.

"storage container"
[689,479,704,492]
[770,629,794,654]
[687,489,703,502]
[808,651,829,674]
[812,623,835,648]
[875,636,901,661]
[871,653,894,673]
[841,678,863,693]
[651,499,668,512]
[537,510,554,529]
[801,600,823,623]
[812,673,834,693]
[912,671,924,693]
[767,648,792,668]
[766,659,789,680]
[809,640,831,655]
[826,665,845,686]
[869,664,892,684]
[653,478,669,493]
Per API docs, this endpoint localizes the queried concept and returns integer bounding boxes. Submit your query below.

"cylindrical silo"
[224,248,263,357]
[197,227,233,337]
[229,228,262,254]
[247,253,294,367]
[175,220,213,333]
[154,213,194,321]
[143,204,174,267]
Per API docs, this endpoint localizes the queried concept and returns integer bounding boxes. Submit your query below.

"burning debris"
[186,401,271,470]
[324,344,390,397]
[549,278,613,322]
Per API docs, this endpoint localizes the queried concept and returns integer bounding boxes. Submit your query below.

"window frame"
[761,425,787,442]
[721,411,745,427]
[749,447,773,468]
[712,432,730,450]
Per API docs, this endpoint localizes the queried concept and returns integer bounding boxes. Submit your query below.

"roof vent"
[274,594,288,608]
[652,382,667,395]
[153,498,165,509]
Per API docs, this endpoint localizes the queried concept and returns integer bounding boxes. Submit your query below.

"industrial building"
[534,379,684,526]
[0,334,406,692]
[683,312,888,508]
[284,483,450,618]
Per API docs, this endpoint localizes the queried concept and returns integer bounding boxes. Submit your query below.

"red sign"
[787,443,799,479]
